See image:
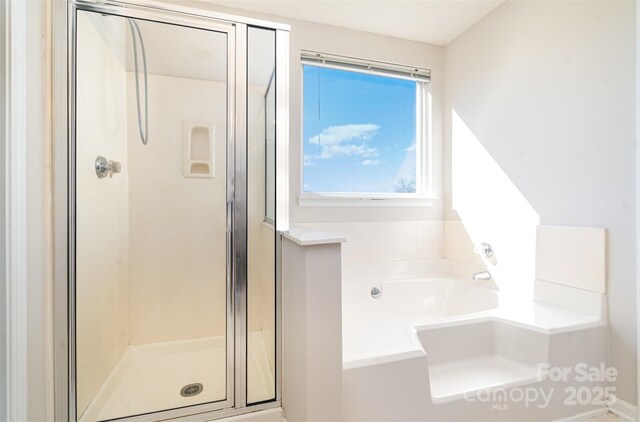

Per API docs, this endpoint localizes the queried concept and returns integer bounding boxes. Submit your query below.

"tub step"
[428,354,539,404]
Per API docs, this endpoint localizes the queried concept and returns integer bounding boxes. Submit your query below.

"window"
[301,51,432,206]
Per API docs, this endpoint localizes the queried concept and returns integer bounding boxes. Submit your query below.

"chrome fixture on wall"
[95,156,121,179]
[474,242,494,258]
[472,271,491,281]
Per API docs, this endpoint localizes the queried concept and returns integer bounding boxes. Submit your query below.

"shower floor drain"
[180,383,204,397]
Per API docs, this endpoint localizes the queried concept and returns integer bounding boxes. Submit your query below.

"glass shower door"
[74,9,234,421]
[246,26,277,405]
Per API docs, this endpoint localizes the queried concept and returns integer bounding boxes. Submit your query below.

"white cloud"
[303,154,315,167]
[309,124,379,146]
[361,159,380,166]
[308,124,380,159]
[405,143,416,152]
[320,144,378,159]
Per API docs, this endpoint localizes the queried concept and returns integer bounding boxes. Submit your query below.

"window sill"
[298,194,435,207]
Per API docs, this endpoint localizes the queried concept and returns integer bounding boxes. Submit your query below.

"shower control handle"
[474,242,494,258]
[95,155,122,179]
[109,160,121,175]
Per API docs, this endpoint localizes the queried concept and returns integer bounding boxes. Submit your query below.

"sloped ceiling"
[203,0,505,46]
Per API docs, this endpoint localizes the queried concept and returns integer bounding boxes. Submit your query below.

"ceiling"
[126,19,276,86]
[82,10,276,85]
[81,0,507,83]
[203,0,506,46]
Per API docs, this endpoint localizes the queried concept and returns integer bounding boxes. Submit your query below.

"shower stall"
[54,1,289,421]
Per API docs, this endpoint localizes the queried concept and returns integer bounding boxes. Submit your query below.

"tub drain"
[181,383,204,397]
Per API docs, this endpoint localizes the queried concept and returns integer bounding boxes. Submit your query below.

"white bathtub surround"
[283,224,346,246]
[444,217,538,302]
[342,275,604,368]
[534,280,606,319]
[282,227,344,421]
[428,353,539,403]
[536,226,606,294]
[295,221,443,264]
[342,260,608,421]
[342,258,449,283]
[420,321,547,404]
[443,221,608,300]
[344,327,609,421]
[343,258,491,289]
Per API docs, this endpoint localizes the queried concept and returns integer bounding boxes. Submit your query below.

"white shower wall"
[126,73,228,344]
[247,84,277,375]
[126,75,276,362]
[76,13,130,416]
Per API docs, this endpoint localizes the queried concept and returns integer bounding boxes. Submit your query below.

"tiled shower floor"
[80,332,274,421]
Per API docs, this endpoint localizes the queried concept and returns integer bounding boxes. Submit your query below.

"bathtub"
[341,261,608,421]
[342,276,499,366]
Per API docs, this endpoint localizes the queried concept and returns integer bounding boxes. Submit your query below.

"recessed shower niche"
[184,122,215,178]
[63,1,289,421]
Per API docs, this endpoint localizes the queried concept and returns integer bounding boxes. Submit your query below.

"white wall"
[75,13,131,415]
[26,1,53,419]
[127,74,228,344]
[443,0,637,403]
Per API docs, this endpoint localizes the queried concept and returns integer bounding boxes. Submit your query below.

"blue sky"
[303,65,417,193]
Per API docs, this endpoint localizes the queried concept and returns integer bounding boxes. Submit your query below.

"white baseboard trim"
[217,408,283,422]
[554,395,638,422]
[555,407,608,421]
[609,395,638,421]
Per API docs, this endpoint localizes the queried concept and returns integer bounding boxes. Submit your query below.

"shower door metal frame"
[69,2,236,420]
[54,1,288,421]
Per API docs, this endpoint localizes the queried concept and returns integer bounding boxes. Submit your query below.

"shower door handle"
[226,200,233,233]
[226,200,233,297]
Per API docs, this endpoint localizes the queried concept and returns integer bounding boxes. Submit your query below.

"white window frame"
[299,52,434,207]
